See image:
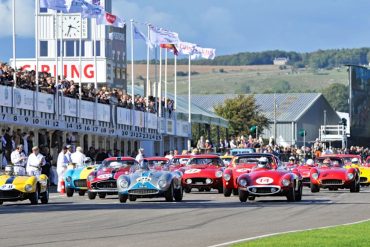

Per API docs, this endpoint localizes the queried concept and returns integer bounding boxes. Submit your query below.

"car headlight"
[223,173,231,181]
[215,171,223,178]
[347,173,354,180]
[282,179,290,187]
[87,175,95,181]
[119,179,129,188]
[158,180,167,188]
[239,179,247,187]
[311,173,319,180]
[65,176,72,182]
[186,179,192,184]
[25,184,33,192]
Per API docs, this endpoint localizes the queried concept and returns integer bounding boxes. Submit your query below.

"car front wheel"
[223,186,232,197]
[88,191,97,200]
[29,189,39,205]
[239,189,248,203]
[66,188,74,197]
[119,194,128,203]
[165,184,174,202]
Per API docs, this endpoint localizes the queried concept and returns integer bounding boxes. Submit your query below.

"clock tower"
[14,0,127,90]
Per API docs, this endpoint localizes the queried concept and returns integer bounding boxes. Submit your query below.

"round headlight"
[282,179,290,187]
[215,171,223,178]
[311,173,319,180]
[119,179,129,188]
[223,173,231,181]
[158,180,167,188]
[25,184,33,192]
[65,176,72,182]
[239,179,247,187]
[87,175,95,181]
[347,173,354,180]
[186,179,192,184]
[205,178,213,184]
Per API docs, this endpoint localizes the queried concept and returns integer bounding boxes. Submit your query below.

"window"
[40,41,48,57]
[93,40,101,56]
[76,40,85,57]
[66,41,74,57]
[39,8,48,13]
[57,40,61,56]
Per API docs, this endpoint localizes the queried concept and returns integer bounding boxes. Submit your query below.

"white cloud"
[0,0,35,38]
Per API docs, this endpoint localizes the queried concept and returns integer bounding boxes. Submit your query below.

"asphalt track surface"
[1,187,370,247]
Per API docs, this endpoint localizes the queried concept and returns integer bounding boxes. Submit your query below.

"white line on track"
[208,218,370,247]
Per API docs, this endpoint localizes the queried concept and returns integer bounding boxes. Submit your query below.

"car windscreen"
[147,160,168,166]
[101,160,136,169]
[188,158,223,167]
[171,158,189,165]
[230,149,254,156]
[235,156,274,165]
[316,158,344,167]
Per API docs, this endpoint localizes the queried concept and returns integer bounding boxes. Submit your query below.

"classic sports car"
[223,153,281,197]
[64,158,97,197]
[0,166,49,205]
[87,157,139,200]
[181,154,225,193]
[296,159,316,187]
[168,155,192,171]
[142,157,169,171]
[117,162,183,203]
[237,157,302,202]
[310,157,360,193]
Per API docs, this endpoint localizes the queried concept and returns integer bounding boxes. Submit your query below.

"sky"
[2,0,370,62]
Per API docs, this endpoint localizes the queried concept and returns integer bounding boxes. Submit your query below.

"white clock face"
[62,15,87,39]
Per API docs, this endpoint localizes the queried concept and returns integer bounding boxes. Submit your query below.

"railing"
[319,125,347,142]
[0,85,191,140]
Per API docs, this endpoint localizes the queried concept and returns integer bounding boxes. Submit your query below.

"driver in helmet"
[287,156,296,168]
[351,157,360,168]
[305,159,315,167]
[4,165,14,176]
[321,158,331,167]
[256,157,271,169]
[139,160,150,171]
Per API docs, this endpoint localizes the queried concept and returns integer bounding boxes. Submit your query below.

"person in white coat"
[135,148,145,163]
[57,146,70,192]
[26,146,45,177]
[71,146,86,167]
[11,145,27,175]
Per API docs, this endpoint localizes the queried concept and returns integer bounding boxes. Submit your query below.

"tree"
[214,95,269,137]
[322,83,349,112]
[273,80,291,93]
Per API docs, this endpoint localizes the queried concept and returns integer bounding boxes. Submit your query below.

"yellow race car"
[0,166,49,205]
[344,164,370,186]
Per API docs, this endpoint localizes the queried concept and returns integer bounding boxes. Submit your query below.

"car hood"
[182,165,222,178]
[95,167,131,180]
[317,168,348,179]
[247,170,290,185]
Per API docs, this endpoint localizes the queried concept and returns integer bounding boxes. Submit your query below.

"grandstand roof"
[190,93,322,122]
[133,86,228,127]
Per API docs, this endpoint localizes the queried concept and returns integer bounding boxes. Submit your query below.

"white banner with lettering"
[97,103,110,122]
[63,97,78,117]
[80,100,94,120]
[0,86,12,107]
[14,88,34,110]
[37,92,54,113]
[117,107,131,125]
[147,113,157,129]
[134,111,145,128]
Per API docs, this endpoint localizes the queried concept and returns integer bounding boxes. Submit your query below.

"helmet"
[306,159,314,166]
[4,165,14,176]
[323,158,331,165]
[289,156,295,161]
[139,160,150,170]
[257,157,269,168]
[351,158,359,164]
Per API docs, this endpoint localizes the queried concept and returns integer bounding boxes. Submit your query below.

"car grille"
[247,186,280,195]
[128,189,158,195]
[360,177,368,183]
[321,179,343,185]
[0,190,22,199]
[302,177,310,183]
[186,178,214,185]
[74,179,87,188]
[94,180,117,189]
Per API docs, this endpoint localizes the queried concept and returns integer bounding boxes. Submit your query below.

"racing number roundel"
[256,177,274,185]
[185,169,201,174]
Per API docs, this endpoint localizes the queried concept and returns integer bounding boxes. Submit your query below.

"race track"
[1,187,369,247]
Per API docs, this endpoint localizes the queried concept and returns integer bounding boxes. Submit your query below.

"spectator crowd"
[0,62,175,115]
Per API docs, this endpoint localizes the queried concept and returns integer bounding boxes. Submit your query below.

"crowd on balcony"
[0,62,175,115]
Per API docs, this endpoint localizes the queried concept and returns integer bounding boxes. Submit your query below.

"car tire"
[350,180,357,193]
[199,188,205,192]
[129,195,137,201]
[239,189,248,203]
[98,193,107,199]
[165,183,174,202]
[119,194,128,203]
[88,191,97,200]
[29,189,39,205]
[233,189,239,196]
[78,190,86,196]
[184,187,192,193]
[66,188,74,197]
[286,187,295,202]
[174,186,183,202]
[40,187,49,204]
[310,183,320,193]
[223,186,232,197]
[295,183,303,202]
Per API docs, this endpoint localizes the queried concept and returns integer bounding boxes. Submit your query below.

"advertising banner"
[117,107,131,125]
[14,88,34,110]
[37,92,54,113]
[97,103,110,122]
[0,86,12,107]
[63,97,78,117]
[80,100,94,120]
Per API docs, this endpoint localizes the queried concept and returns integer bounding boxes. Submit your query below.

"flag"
[160,44,178,56]
[176,42,197,56]
[97,12,125,28]
[198,47,216,60]
[149,25,180,46]
[133,24,153,49]
[81,0,104,18]
[39,0,100,13]
[40,0,69,12]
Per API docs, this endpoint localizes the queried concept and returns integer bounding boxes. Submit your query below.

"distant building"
[273,57,289,65]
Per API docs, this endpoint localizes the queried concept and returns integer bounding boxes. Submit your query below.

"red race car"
[310,157,360,193]
[182,155,224,193]
[142,157,169,171]
[296,159,316,187]
[168,155,192,171]
[322,154,362,166]
[237,157,303,202]
[223,153,280,197]
[87,157,139,199]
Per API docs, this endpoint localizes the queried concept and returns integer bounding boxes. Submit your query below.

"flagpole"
[55,10,59,118]
[94,18,98,122]
[12,0,16,88]
[78,13,83,122]
[130,19,134,99]
[187,54,191,151]
[158,47,162,117]
[146,24,150,112]
[35,0,39,112]
[60,12,64,80]
[174,54,177,110]
[164,49,168,117]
